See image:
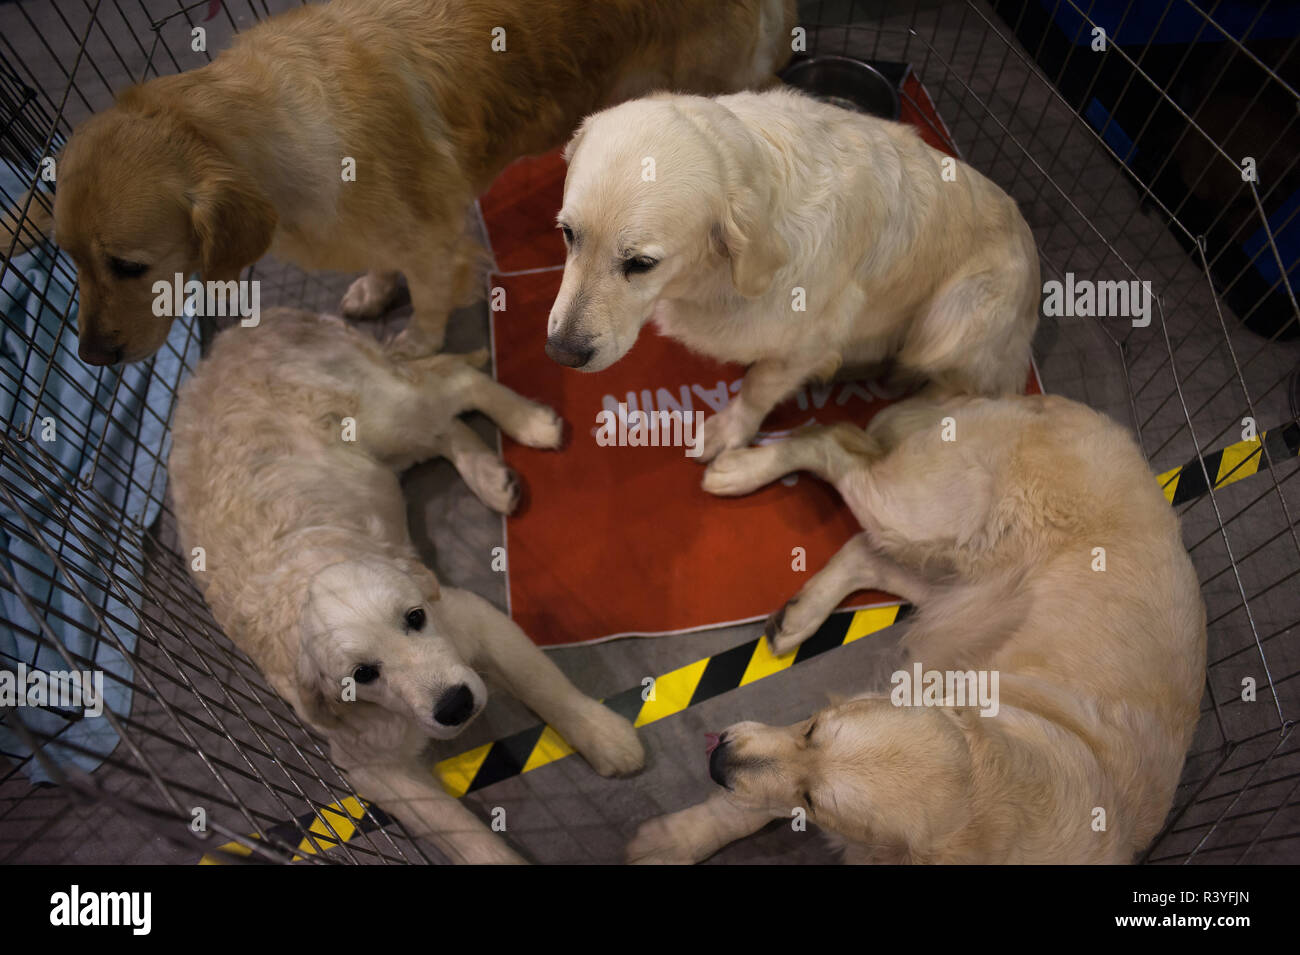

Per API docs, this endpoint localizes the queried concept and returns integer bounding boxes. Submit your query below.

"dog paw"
[341,273,399,320]
[515,407,565,450]
[567,703,645,777]
[626,812,706,865]
[701,447,771,496]
[764,597,819,655]
[467,459,521,514]
[493,467,523,515]
[386,324,445,359]
[696,410,752,464]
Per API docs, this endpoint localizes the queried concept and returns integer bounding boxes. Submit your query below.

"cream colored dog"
[629,395,1206,863]
[169,307,644,864]
[51,0,795,365]
[548,88,1040,461]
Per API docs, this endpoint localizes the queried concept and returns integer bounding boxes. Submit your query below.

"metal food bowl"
[780,55,901,121]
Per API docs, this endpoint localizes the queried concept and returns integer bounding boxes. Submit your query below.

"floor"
[1,0,1297,864]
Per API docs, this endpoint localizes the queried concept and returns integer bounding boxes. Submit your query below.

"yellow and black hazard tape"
[198,796,392,865]
[1157,422,1299,505]
[199,602,910,863]
[199,419,1300,863]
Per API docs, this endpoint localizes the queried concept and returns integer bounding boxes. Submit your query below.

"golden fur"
[169,307,644,864]
[548,88,1040,461]
[53,0,796,364]
[629,395,1206,863]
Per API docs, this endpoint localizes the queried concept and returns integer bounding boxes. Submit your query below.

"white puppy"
[547,88,1040,461]
[629,395,1206,863]
[169,308,644,864]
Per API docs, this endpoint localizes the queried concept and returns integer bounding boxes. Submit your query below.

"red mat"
[485,80,1039,647]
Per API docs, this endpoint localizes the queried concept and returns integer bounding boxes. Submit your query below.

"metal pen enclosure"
[0,0,1296,864]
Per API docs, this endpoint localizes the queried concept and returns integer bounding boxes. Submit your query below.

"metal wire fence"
[0,0,1296,863]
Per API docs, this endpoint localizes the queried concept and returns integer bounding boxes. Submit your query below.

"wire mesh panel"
[799,0,1300,862]
[0,0,401,863]
[0,0,1296,864]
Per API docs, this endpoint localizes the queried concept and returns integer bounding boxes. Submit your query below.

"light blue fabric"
[0,163,199,782]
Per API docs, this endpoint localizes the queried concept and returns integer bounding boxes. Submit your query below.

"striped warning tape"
[199,603,910,863]
[198,796,392,864]
[1157,422,1300,505]
[200,419,1300,863]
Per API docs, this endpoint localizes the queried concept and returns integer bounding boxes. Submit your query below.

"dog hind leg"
[765,532,933,654]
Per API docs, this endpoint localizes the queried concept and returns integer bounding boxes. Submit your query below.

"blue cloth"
[0,163,199,782]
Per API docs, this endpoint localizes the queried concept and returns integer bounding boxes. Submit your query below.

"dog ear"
[562,119,589,164]
[716,184,788,299]
[190,160,277,281]
[292,635,345,732]
[401,559,441,603]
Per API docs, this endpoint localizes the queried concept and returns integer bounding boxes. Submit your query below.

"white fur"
[549,88,1040,460]
[169,308,644,864]
[629,395,1206,864]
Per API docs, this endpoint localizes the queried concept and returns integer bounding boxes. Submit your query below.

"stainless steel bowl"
[780,55,901,121]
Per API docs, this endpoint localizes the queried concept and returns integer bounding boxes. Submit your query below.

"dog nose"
[433,683,476,726]
[708,735,731,788]
[544,335,593,368]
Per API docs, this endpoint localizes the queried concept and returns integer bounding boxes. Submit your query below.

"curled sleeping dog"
[629,395,1205,863]
[547,87,1040,462]
[169,307,643,864]
[51,0,796,365]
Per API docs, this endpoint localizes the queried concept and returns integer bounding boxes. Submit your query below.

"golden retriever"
[169,307,644,864]
[547,87,1040,461]
[53,0,796,365]
[628,394,1206,863]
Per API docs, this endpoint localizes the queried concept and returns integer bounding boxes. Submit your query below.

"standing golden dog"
[547,88,1040,461]
[630,395,1206,863]
[53,0,796,365]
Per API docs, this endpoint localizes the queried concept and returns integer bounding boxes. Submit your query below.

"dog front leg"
[627,793,778,864]
[388,235,482,358]
[697,353,836,462]
[445,589,644,778]
[345,761,526,864]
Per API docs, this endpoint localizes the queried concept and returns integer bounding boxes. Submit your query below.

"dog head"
[296,558,487,740]
[706,697,972,852]
[546,95,788,372]
[53,94,276,366]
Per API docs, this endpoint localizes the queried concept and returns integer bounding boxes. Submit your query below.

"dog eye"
[559,224,574,245]
[404,607,426,631]
[622,256,658,277]
[107,256,149,279]
[352,664,380,684]
[803,721,816,740]
[803,791,815,811]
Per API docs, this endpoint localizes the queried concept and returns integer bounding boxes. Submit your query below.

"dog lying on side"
[628,395,1206,863]
[52,0,796,366]
[547,88,1041,462]
[169,307,644,864]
